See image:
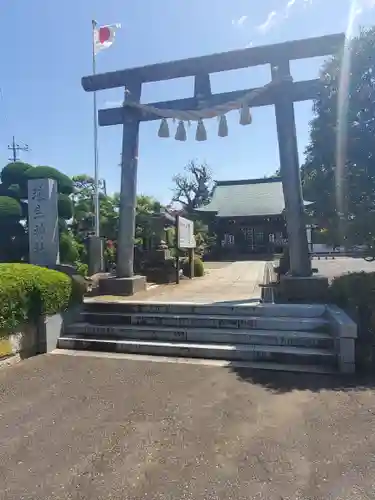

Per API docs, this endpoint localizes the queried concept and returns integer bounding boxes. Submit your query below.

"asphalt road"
[2,353,375,499]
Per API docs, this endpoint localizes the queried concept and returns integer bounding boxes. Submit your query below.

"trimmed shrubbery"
[25,166,74,195]
[329,272,375,372]
[0,263,83,332]
[329,272,375,310]
[182,256,205,278]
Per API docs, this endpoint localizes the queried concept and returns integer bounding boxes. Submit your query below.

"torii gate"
[82,33,344,295]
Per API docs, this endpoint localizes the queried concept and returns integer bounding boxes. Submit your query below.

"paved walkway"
[314,256,375,281]
[90,260,266,304]
[1,353,375,499]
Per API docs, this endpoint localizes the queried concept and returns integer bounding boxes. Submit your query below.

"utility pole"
[8,136,29,162]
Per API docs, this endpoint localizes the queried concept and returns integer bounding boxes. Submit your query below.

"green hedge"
[182,257,205,277]
[0,263,82,332]
[1,162,33,187]
[329,272,375,310]
[58,194,74,219]
[26,166,74,195]
[0,196,22,220]
[329,272,375,373]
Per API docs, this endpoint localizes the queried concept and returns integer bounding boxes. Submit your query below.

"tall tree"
[71,175,118,240]
[171,160,214,255]
[302,27,375,246]
[72,177,164,251]
[172,160,213,213]
[136,194,161,217]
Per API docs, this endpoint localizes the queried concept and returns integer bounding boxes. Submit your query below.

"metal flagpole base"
[88,235,104,275]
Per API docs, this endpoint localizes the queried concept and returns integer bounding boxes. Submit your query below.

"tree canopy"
[0,158,209,267]
[172,160,213,213]
[302,27,375,245]
[171,160,215,254]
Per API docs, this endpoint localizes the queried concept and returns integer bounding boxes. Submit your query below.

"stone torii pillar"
[81,33,344,296]
[271,61,311,276]
[100,79,146,296]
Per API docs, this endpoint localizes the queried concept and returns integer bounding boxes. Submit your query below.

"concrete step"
[83,301,326,318]
[81,312,329,332]
[65,322,334,349]
[57,336,336,366]
[53,349,338,374]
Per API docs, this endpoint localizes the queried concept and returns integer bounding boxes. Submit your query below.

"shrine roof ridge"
[215,177,281,187]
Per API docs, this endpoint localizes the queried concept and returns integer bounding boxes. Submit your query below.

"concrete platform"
[98,275,147,296]
[87,260,267,304]
[2,353,375,498]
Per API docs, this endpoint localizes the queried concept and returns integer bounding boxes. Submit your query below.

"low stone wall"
[0,321,41,361]
[326,305,358,374]
[0,305,82,366]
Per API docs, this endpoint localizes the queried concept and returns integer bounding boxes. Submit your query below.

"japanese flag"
[93,22,121,54]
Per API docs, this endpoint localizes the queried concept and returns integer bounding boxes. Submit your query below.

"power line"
[7,136,29,162]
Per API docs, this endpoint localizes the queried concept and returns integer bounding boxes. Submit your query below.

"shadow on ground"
[230,365,375,393]
[204,255,277,263]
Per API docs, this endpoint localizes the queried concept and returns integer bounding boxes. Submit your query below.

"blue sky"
[1,0,375,204]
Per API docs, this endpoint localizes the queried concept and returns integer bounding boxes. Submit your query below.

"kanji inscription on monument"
[28,178,59,266]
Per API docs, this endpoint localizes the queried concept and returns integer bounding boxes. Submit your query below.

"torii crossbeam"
[82,33,344,295]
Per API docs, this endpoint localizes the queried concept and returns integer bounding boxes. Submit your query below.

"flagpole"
[92,19,100,238]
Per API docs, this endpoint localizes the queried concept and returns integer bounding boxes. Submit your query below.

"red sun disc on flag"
[99,27,111,44]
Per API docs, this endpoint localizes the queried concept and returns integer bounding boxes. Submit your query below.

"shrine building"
[196,177,300,258]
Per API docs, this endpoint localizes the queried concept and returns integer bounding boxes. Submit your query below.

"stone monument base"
[98,275,147,296]
[279,275,329,303]
[88,236,104,275]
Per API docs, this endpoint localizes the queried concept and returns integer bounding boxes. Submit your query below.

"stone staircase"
[57,301,357,373]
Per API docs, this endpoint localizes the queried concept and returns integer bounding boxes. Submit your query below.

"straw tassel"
[196,119,207,141]
[218,115,228,138]
[158,118,170,138]
[239,103,252,125]
[175,120,187,141]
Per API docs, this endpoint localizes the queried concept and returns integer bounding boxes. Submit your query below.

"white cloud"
[285,0,313,16]
[232,15,248,26]
[256,11,277,33]
[256,0,314,33]
[286,0,298,9]
[255,0,375,37]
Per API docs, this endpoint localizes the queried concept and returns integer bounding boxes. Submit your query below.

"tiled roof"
[196,177,286,217]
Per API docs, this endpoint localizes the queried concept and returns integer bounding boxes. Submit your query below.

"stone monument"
[28,178,59,267]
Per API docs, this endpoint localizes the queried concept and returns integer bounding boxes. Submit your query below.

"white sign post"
[28,178,60,267]
[176,216,196,281]
[177,216,196,249]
